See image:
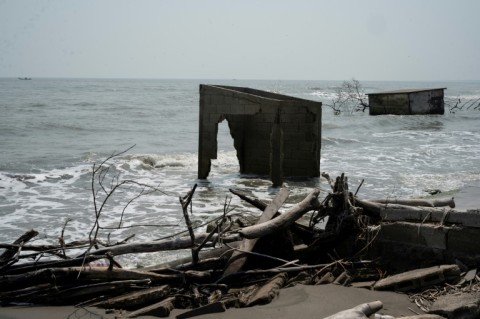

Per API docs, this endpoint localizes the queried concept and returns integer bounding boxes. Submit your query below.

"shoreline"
[450,180,480,211]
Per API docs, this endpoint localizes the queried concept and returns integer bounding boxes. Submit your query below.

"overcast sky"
[1,0,479,81]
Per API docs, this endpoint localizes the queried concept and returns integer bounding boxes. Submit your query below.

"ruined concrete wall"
[198,85,322,184]
[369,89,445,115]
[369,212,480,272]
[369,93,410,115]
[409,89,445,114]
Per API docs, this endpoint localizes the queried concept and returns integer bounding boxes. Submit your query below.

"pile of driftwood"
[0,173,469,318]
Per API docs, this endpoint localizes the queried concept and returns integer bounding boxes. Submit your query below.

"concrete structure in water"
[367,88,446,115]
[198,85,322,186]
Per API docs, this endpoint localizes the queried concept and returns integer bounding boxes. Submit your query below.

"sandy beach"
[0,284,421,319]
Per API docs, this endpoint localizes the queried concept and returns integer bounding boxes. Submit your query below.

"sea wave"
[72,102,97,107]
[1,78,480,268]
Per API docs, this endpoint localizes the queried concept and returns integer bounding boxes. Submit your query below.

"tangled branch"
[324,78,369,115]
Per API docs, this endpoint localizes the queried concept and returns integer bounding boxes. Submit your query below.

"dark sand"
[1,182,479,319]
[0,284,422,319]
[172,284,422,318]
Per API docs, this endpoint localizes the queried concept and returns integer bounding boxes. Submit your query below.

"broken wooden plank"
[176,301,226,319]
[223,188,290,276]
[315,272,335,285]
[93,285,170,309]
[244,272,288,307]
[374,264,461,292]
[126,296,175,318]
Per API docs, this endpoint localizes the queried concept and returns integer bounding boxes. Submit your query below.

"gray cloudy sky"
[1,0,479,81]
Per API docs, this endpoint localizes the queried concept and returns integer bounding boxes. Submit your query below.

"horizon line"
[2,76,479,82]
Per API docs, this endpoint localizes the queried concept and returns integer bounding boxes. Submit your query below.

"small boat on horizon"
[18,77,32,80]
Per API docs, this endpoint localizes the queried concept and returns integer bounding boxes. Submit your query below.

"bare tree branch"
[326,78,369,114]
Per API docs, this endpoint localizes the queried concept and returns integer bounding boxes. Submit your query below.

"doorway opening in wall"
[211,119,239,176]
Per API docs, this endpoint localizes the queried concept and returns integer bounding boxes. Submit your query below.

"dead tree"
[325,78,369,114]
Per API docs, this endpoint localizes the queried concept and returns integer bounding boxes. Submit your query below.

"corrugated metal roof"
[366,88,446,95]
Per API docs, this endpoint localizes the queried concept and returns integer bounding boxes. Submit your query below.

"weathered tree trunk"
[223,188,290,276]
[87,233,241,257]
[369,197,455,208]
[34,279,151,305]
[373,264,461,292]
[3,255,105,275]
[148,244,237,273]
[356,198,456,223]
[238,189,320,239]
[0,267,182,291]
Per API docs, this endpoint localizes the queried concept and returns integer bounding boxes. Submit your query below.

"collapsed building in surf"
[367,88,446,115]
[197,85,322,186]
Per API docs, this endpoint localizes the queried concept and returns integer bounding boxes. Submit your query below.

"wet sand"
[0,284,421,319]
[172,284,422,318]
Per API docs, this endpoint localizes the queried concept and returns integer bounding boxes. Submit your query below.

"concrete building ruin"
[198,85,322,186]
[367,88,446,115]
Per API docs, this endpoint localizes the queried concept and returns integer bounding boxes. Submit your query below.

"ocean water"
[1,78,479,267]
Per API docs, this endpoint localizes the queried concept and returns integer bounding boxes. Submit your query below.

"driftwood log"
[223,188,290,276]
[0,230,39,270]
[369,197,455,208]
[93,285,170,310]
[88,233,241,257]
[229,188,268,211]
[3,255,108,275]
[0,267,181,292]
[237,188,320,239]
[355,198,463,225]
[127,296,176,318]
[323,301,384,319]
[241,272,288,307]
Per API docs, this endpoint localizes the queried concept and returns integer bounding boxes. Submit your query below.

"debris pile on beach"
[1,173,480,318]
